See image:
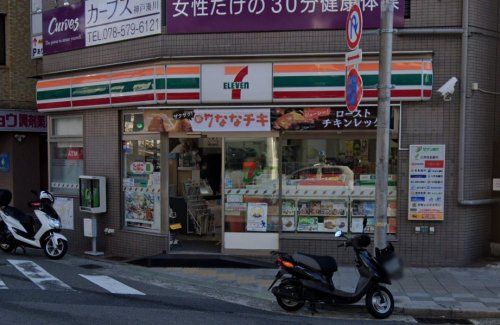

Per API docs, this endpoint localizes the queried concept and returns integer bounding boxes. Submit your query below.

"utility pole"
[374,0,394,250]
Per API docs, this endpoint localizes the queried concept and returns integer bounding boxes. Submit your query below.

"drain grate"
[79,264,103,270]
[129,254,274,269]
[105,256,129,262]
[415,318,473,324]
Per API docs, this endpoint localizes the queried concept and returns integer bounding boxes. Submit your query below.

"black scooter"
[269,218,403,319]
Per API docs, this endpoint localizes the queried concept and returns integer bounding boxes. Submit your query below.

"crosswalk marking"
[0,279,7,289]
[8,259,72,291]
[79,275,145,295]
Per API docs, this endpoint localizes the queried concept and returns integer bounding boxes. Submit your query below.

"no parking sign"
[346,68,364,112]
[345,3,364,112]
[346,4,363,50]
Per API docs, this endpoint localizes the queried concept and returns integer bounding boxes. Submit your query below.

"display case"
[281,199,296,232]
[282,186,350,233]
[350,186,397,234]
[224,187,279,233]
[79,176,106,213]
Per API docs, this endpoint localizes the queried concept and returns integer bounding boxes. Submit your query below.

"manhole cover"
[415,318,473,324]
[79,264,103,270]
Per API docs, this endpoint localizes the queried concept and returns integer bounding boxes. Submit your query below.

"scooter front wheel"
[43,237,68,260]
[365,286,394,319]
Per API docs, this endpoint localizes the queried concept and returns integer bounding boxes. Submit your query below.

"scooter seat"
[293,253,338,275]
[2,206,35,234]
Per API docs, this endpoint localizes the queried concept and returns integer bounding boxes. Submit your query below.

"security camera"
[437,77,458,101]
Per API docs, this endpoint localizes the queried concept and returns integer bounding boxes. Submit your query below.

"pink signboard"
[42,3,85,55]
[0,111,47,132]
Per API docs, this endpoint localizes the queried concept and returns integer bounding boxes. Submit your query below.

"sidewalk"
[62,255,500,319]
[121,262,500,318]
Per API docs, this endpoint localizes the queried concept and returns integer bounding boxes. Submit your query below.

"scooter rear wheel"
[365,286,394,319]
[275,282,305,312]
[277,296,305,312]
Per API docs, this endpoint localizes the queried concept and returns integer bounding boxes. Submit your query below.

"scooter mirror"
[335,230,343,238]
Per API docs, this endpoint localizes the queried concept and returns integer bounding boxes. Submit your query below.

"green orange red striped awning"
[36,60,432,112]
[273,60,432,102]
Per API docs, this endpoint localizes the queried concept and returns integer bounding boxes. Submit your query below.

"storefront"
[0,110,48,211]
[36,58,433,255]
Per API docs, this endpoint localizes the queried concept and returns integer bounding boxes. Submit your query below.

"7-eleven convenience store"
[36,57,433,262]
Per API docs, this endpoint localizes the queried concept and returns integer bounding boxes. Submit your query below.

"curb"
[399,307,500,320]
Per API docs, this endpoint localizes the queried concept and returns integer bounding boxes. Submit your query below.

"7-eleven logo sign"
[201,63,272,103]
[223,66,249,100]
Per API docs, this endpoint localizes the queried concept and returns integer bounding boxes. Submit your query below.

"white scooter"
[0,189,68,259]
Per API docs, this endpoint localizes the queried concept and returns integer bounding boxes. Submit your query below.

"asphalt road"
[0,251,418,325]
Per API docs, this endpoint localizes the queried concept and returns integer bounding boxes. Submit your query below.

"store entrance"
[168,137,222,253]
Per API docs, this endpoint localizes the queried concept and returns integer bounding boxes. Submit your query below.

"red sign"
[345,68,364,112]
[230,66,249,100]
[425,160,445,168]
[345,48,363,67]
[346,4,363,50]
[67,148,83,160]
[303,107,332,120]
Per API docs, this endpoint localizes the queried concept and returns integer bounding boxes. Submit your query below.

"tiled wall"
[58,108,168,258]
[0,0,39,110]
[41,0,464,74]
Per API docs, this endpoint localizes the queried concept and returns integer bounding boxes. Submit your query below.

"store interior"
[279,137,398,235]
[168,138,223,253]
[122,131,399,254]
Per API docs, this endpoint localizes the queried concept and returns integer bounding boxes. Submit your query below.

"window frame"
[404,0,411,19]
[122,111,157,136]
[279,133,397,236]
[121,111,162,234]
[0,13,6,66]
[50,115,84,139]
[30,0,43,59]
[48,115,84,197]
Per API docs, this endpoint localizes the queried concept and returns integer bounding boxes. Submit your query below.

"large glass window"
[123,112,146,133]
[50,142,84,195]
[49,117,83,196]
[53,117,84,136]
[281,137,398,235]
[224,138,279,233]
[122,116,161,232]
[122,112,161,232]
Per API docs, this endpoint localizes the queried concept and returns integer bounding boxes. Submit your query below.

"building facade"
[0,0,47,211]
[36,0,500,266]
